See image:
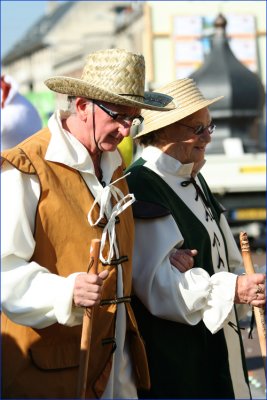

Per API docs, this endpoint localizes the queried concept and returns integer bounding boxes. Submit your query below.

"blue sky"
[1,1,49,57]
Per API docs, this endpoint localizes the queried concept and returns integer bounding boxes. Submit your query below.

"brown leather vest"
[1,128,149,398]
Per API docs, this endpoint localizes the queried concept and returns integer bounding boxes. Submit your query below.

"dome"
[190,14,265,118]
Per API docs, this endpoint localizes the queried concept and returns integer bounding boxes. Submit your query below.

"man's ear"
[76,97,90,121]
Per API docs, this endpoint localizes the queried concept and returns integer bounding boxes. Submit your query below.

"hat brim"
[44,77,175,111]
[134,96,223,138]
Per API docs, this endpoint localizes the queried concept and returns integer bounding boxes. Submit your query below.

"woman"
[126,79,266,399]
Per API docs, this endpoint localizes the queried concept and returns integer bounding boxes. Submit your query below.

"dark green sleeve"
[126,163,171,218]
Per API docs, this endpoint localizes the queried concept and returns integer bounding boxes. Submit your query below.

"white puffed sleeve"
[1,165,83,328]
[178,268,237,333]
[133,214,237,334]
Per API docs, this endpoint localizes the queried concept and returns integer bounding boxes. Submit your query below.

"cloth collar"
[141,145,206,179]
[46,110,133,264]
[46,110,122,184]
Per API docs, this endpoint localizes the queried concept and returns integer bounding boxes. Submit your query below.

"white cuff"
[178,268,237,334]
[202,271,237,333]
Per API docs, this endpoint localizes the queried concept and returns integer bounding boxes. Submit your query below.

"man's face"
[92,101,141,152]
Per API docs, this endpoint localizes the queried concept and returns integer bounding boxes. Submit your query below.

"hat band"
[119,93,145,100]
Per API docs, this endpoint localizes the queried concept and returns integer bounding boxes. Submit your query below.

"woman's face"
[159,107,213,165]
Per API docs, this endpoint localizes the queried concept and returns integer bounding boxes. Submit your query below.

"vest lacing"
[181,176,225,270]
[88,172,135,263]
[213,232,225,269]
[181,177,214,222]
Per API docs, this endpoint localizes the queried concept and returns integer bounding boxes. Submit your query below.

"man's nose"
[118,121,132,137]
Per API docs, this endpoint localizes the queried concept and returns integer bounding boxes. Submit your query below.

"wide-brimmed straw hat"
[134,78,223,138]
[44,48,175,111]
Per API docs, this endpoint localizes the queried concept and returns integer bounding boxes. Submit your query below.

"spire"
[190,13,265,118]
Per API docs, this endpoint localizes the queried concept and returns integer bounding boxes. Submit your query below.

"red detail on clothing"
[1,76,11,108]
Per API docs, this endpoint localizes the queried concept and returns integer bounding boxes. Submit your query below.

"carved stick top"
[240,231,250,252]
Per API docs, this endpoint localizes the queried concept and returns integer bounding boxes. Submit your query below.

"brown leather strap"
[100,296,131,306]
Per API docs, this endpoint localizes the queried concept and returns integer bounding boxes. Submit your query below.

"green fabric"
[127,160,228,275]
[126,160,237,398]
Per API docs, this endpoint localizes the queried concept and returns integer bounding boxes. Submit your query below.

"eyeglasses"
[94,101,144,126]
[178,122,216,135]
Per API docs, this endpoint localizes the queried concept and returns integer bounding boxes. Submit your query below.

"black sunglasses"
[178,122,216,135]
[93,101,144,126]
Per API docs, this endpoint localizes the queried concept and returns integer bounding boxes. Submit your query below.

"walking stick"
[239,232,266,373]
[77,238,101,398]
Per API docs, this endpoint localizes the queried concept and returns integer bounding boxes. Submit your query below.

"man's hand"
[73,270,109,307]
[170,248,198,272]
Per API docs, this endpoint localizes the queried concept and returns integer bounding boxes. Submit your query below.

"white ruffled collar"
[141,145,206,178]
[46,110,133,263]
[46,110,122,184]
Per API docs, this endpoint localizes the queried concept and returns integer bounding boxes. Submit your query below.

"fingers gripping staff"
[240,231,266,374]
[77,239,101,398]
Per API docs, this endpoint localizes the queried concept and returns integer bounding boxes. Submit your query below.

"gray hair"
[67,96,93,114]
[67,96,77,114]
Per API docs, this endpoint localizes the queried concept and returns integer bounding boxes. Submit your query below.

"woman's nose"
[199,129,212,143]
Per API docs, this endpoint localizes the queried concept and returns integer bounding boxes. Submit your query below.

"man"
[1,48,174,399]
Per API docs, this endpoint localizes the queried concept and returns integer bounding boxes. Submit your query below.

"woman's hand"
[234,273,266,307]
[170,248,198,272]
[73,270,109,307]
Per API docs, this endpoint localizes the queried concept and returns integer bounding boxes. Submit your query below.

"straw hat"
[44,48,175,111]
[134,78,223,138]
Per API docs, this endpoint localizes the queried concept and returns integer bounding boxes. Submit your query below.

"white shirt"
[1,110,137,399]
[132,146,243,334]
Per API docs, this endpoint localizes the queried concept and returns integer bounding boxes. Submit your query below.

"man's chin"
[99,143,117,152]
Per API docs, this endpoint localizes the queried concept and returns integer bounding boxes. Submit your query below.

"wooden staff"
[239,231,266,372]
[77,238,101,398]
